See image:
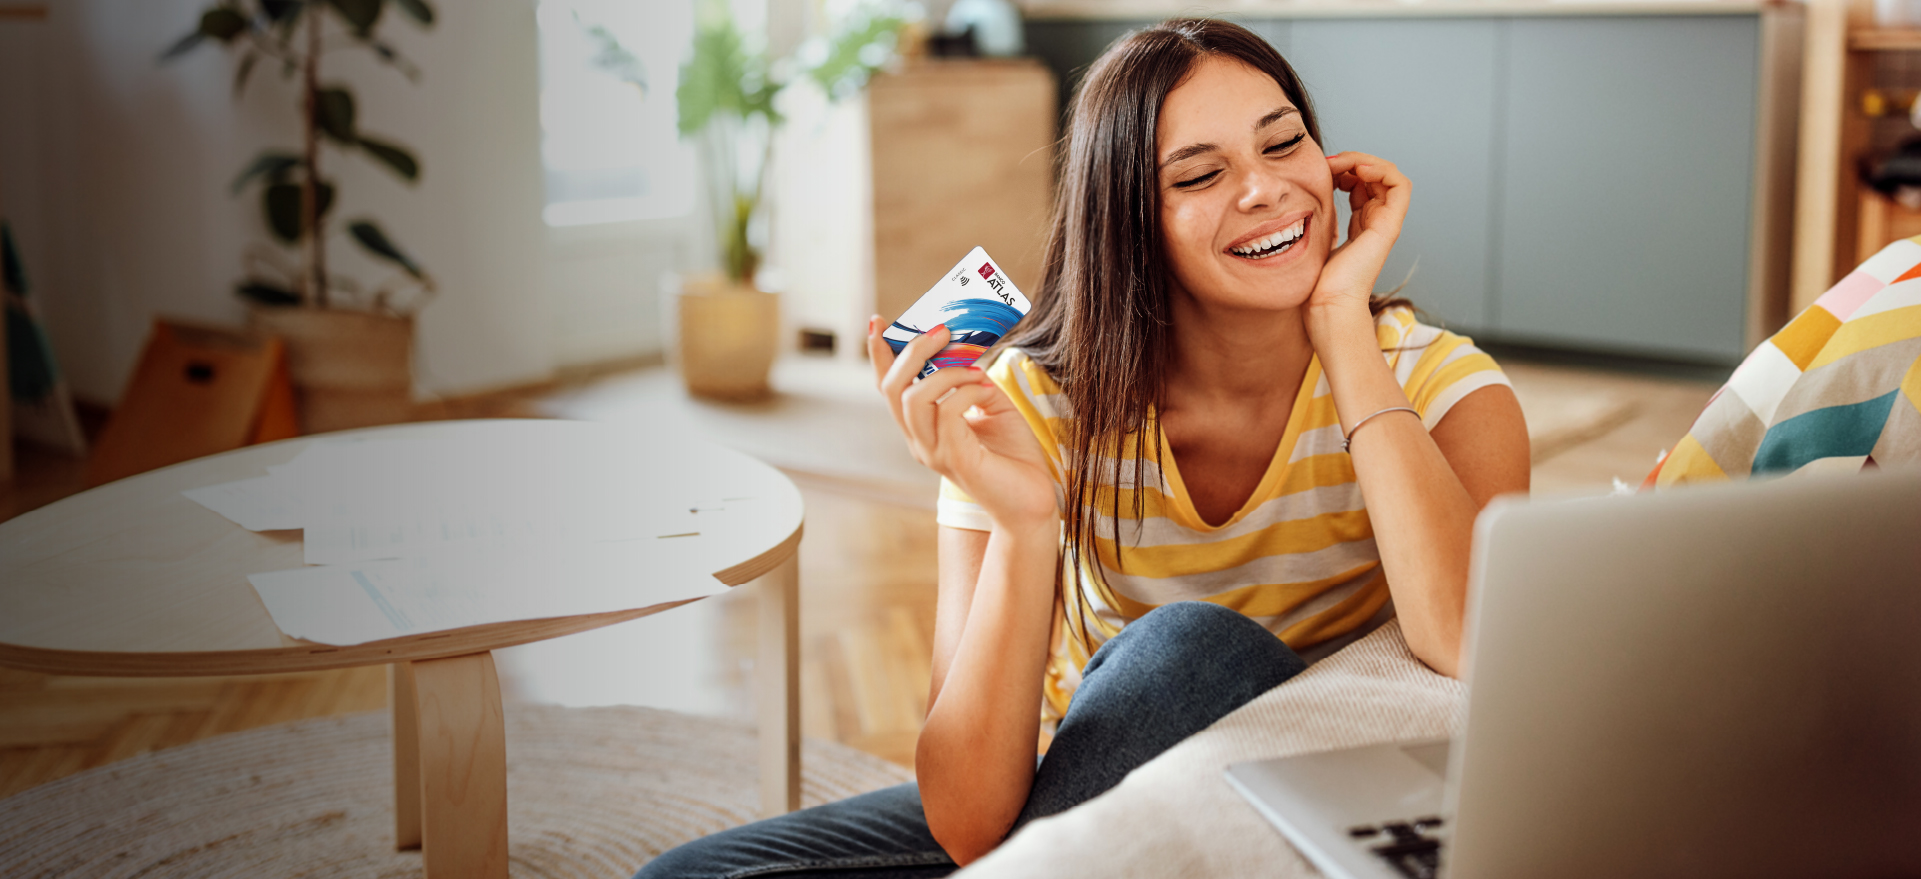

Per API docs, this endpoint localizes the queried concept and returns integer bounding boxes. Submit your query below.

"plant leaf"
[265,185,301,242]
[676,7,780,136]
[231,151,302,195]
[314,87,356,143]
[2,221,29,296]
[236,280,301,307]
[261,0,303,23]
[158,31,204,62]
[804,10,903,101]
[354,36,422,80]
[273,0,304,38]
[264,181,334,243]
[393,0,433,26]
[583,23,645,91]
[356,137,419,181]
[348,220,424,279]
[326,0,382,35]
[232,49,260,96]
[199,7,248,41]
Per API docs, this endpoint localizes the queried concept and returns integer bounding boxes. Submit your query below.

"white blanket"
[957,620,1466,877]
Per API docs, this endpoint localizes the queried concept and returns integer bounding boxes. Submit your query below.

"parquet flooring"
[767,481,938,766]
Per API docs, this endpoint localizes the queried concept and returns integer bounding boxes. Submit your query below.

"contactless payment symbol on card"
[883,246,1031,379]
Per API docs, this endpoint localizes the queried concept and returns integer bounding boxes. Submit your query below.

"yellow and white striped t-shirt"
[937,306,1510,723]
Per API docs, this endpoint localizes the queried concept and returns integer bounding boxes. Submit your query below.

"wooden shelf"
[1850,28,1921,51]
[0,4,48,21]
[1856,188,1921,263]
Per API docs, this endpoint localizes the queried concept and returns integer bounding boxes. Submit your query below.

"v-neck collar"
[1153,355,1322,532]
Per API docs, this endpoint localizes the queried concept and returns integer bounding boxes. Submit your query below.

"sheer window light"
[537,0,695,226]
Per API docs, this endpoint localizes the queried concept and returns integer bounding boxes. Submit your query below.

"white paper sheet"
[247,536,733,645]
[182,472,301,531]
[213,422,801,645]
[292,428,711,565]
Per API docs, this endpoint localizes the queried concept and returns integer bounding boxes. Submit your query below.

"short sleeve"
[1381,308,1512,429]
[937,477,994,531]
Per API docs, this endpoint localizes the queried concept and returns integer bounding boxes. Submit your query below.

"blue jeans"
[634,601,1307,878]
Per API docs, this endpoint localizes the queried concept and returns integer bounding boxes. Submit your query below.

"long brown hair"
[999,18,1404,578]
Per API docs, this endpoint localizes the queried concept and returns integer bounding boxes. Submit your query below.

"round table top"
[0,420,804,676]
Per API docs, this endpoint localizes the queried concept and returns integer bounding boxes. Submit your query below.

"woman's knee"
[1085,601,1304,690]
[1025,603,1307,820]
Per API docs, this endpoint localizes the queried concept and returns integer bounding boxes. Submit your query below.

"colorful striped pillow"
[1647,238,1921,487]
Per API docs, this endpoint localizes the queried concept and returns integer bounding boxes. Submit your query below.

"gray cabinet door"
[1495,16,1757,363]
[1286,19,1502,336]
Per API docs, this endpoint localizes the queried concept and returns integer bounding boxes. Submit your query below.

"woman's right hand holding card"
[868,319,1058,528]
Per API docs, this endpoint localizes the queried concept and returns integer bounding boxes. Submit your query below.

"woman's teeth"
[1231,219,1306,258]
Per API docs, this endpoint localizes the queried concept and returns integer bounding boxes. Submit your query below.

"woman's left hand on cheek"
[1312,152,1411,314]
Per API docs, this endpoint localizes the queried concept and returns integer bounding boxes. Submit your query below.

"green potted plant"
[614,0,899,399]
[164,0,435,433]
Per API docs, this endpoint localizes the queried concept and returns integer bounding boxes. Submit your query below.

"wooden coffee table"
[0,420,805,878]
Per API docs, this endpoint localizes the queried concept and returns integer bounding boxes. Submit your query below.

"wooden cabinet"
[1792,2,1921,311]
[769,59,1055,360]
[1028,7,1800,365]
[867,60,1057,325]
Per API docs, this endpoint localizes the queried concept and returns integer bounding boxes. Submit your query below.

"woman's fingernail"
[931,323,946,335]
[968,365,983,372]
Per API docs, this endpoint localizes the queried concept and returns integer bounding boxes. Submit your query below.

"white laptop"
[1227,468,1921,879]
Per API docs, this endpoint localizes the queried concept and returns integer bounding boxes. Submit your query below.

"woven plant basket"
[674,275,779,402]
[250,306,414,434]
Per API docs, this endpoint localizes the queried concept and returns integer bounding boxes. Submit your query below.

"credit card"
[882,246,1032,379]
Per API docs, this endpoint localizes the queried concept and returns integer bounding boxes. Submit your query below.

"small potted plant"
[165,0,435,433]
[629,0,900,399]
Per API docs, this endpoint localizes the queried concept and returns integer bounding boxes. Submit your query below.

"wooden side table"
[0,420,805,878]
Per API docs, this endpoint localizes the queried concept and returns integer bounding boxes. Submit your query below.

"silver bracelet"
[1342,406,1419,453]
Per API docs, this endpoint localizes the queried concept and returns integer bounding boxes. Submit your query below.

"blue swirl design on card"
[887,298,1026,376]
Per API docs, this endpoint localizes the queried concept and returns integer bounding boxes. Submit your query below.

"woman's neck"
[1163,294,1317,412]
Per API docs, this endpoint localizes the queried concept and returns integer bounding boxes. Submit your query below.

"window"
[536,0,694,226]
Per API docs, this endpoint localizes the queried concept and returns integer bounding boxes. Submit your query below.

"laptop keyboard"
[1346,817,1445,879]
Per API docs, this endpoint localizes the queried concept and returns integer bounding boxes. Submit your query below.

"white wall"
[0,0,556,405]
[545,216,689,369]
[771,79,872,364]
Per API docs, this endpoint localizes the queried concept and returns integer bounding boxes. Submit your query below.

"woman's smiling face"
[1156,54,1335,313]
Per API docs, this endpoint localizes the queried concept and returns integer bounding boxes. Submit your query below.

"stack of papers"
[185,423,787,646]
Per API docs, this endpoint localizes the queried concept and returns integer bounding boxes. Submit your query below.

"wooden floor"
[0,358,1716,799]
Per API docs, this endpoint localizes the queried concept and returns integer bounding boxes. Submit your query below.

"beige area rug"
[539,357,1653,496]
[0,705,913,878]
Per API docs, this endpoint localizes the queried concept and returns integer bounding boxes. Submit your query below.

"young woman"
[637,17,1528,878]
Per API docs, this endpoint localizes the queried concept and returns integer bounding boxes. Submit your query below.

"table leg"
[412,651,509,879]
[758,551,801,817]
[391,661,422,850]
